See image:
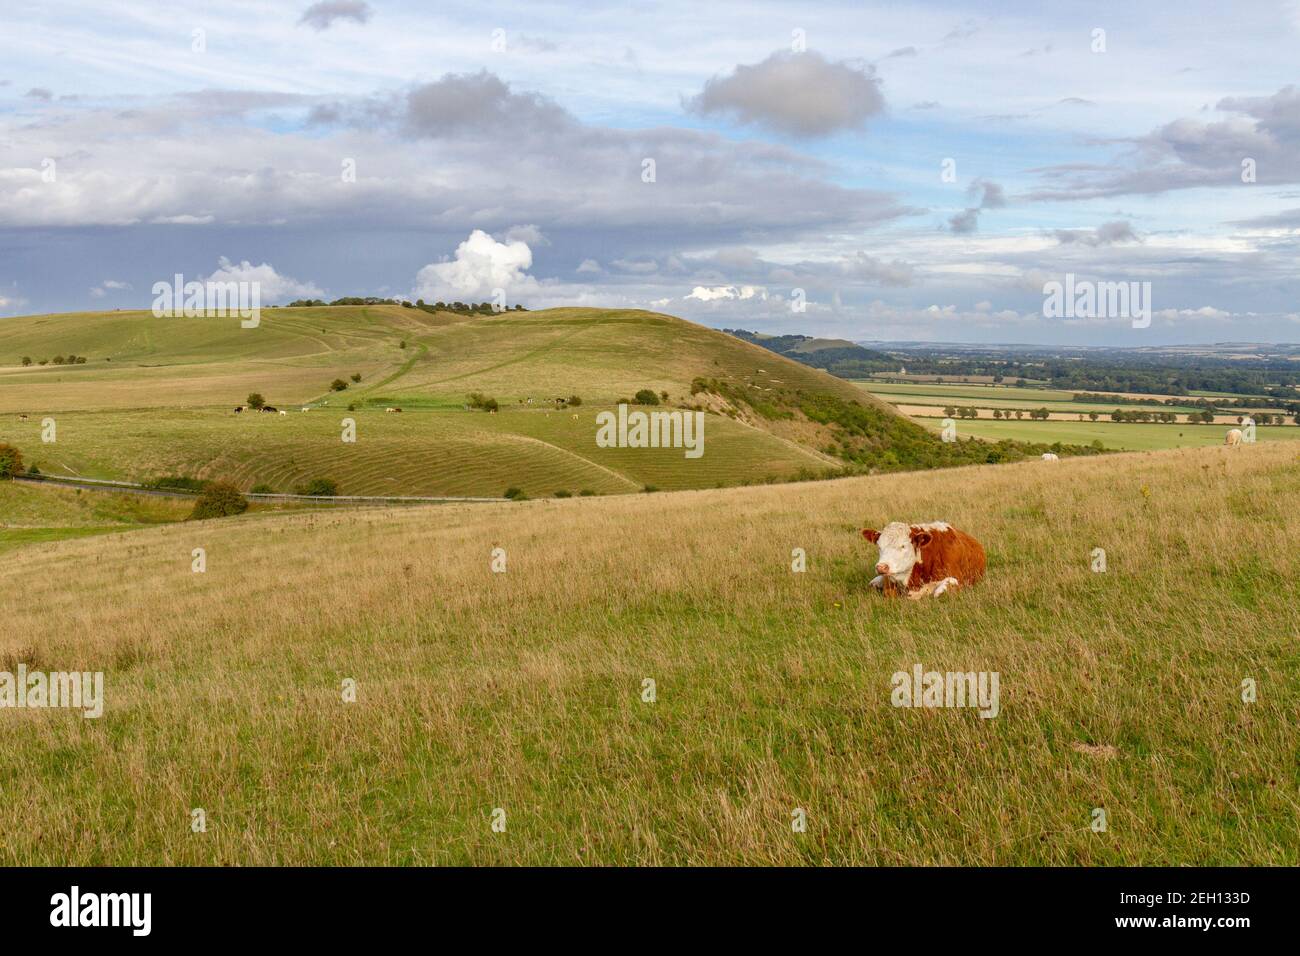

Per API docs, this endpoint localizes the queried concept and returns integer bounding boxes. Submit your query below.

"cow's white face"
[863,521,935,585]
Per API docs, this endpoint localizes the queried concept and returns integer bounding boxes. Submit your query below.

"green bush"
[634,389,660,405]
[578,489,595,496]
[330,379,348,392]
[146,475,209,492]
[187,482,248,520]
[504,487,523,499]
[467,393,499,412]
[247,392,265,410]
[294,478,338,497]
[567,395,582,406]
[553,490,572,498]
[0,443,23,479]
[249,483,275,494]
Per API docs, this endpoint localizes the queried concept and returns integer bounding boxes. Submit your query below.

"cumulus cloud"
[299,1,372,31]
[413,230,538,302]
[504,224,548,246]
[687,51,885,136]
[206,257,323,303]
[685,285,767,302]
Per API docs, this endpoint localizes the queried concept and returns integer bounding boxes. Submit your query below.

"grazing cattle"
[262,406,278,413]
[301,407,310,413]
[1225,428,1243,447]
[1041,452,1059,461]
[279,409,288,416]
[234,406,244,414]
[18,414,28,422]
[862,521,986,598]
[385,407,397,413]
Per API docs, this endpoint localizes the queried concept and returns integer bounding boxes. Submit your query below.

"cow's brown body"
[864,522,986,598]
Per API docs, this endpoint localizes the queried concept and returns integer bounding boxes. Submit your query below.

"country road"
[13,476,508,505]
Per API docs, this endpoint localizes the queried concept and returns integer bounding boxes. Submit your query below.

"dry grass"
[1,443,1297,865]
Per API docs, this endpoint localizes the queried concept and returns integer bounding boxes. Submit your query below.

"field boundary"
[13,474,508,504]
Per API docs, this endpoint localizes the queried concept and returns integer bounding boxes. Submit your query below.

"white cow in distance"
[1225,428,1243,447]
[1041,453,1059,461]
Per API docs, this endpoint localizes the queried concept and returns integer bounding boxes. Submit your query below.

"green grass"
[1,442,1295,864]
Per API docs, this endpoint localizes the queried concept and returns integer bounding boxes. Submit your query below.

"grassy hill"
[0,306,1064,497]
[0,440,1294,865]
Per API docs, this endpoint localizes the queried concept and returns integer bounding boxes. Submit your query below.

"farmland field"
[920,418,1300,451]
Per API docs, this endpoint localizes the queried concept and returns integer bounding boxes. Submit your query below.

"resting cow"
[1041,452,1059,461]
[862,522,986,598]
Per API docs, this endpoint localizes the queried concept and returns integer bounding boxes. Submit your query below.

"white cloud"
[685,284,767,302]
[412,229,538,302]
[205,257,323,303]
[575,258,602,274]
[89,279,131,298]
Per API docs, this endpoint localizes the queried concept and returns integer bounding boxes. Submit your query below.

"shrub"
[146,475,208,492]
[247,392,266,410]
[330,379,348,392]
[567,395,582,406]
[504,487,523,499]
[187,482,248,520]
[350,373,361,383]
[0,443,23,479]
[553,490,572,498]
[578,489,595,496]
[634,389,660,405]
[21,357,31,367]
[467,393,499,412]
[294,478,338,497]
[249,483,275,494]
[25,464,40,477]
[642,484,659,493]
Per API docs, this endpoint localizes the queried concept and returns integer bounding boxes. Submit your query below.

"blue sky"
[3,0,1300,344]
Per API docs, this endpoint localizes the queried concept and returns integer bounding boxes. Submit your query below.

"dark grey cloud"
[883,46,918,60]
[1053,220,1139,246]
[299,1,372,31]
[25,87,52,101]
[1029,85,1300,201]
[948,208,980,234]
[687,51,885,137]
[948,179,1005,233]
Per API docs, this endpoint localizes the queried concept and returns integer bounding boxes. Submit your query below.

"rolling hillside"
[0,306,1045,497]
[1,441,1295,865]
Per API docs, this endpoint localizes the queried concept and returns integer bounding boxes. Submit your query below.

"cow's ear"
[862,528,879,543]
[910,528,933,548]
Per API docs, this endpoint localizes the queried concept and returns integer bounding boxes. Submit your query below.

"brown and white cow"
[862,521,986,598]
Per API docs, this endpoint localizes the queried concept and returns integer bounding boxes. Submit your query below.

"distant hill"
[724,328,896,377]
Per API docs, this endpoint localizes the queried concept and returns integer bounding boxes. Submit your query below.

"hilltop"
[0,306,1080,498]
